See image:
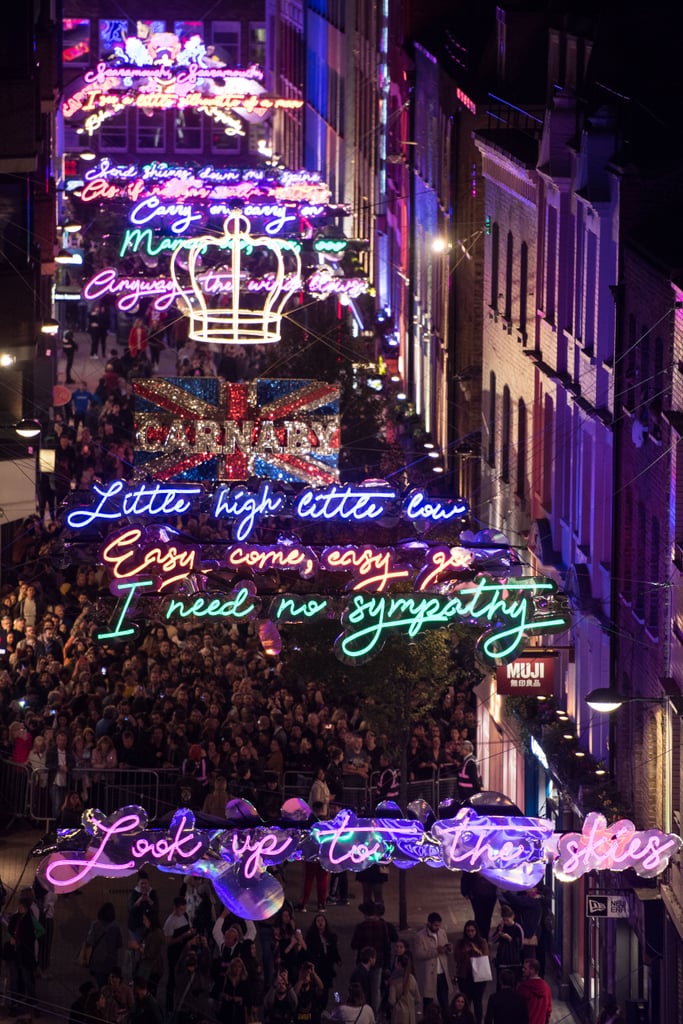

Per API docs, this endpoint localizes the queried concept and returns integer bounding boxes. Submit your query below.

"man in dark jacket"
[484,968,529,1024]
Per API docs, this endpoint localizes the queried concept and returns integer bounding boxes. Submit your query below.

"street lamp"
[585,680,683,716]
[15,419,42,439]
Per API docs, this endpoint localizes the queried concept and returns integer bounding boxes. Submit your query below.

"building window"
[490,222,499,311]
[542,394,553,510]
[545,204,557,324]
[174,110,203,152]
[504,231,513,322]
[212,128,241,156]
[634,501,646,621]
[516,399,527,498]
[501,385,511,481]
[100,112,128,151]
[137,110,166,151]
[584,230,596,349]
[639,324,650,406]
[622,490,633,604]
[496,6,506,79]
[487,371,496,466]
[249,23,266,64]
[174,22,204,45]
[648,517,660,635]
[248,122,267,154]
[519,241,528,337]
[99,19,127,58]
[63,18,90,65]
[211,21,241,64]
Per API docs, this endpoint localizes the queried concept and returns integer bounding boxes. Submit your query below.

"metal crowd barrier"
[0,760,180,829]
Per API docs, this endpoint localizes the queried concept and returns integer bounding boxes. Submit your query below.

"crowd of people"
[2,875,567,1024]
[0,315,571,1024]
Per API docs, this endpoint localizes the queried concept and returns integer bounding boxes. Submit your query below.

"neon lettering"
[295,485,397,522]
[102,528,198,591]
[67,480,202,528]
[165,586,257,622]
[320,545,410,591]
[224,544,317,579]
[270,596,330,622]
[555,812,683,881]
[212,483,285,540]
[97,579,154,641]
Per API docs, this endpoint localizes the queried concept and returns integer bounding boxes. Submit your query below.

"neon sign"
[82,264,368,315]
[92,573,565,666]
[62,59,303,137]
[66,480,467,537]
[554,812,682,882]
[37,804,680,920]
[334,582,570,664]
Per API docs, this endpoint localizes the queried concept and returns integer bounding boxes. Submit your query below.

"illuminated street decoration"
[131,378,340,483]
[66,478,467,535]
[36,804,679,920]
[82,266,368,314]
[170,213,299,345]
[61,46,303,137]
[91,575,564,665]
[554,812,682,881]
[334,582,570,664]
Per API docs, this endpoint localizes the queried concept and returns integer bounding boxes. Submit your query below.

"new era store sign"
[496,655,555,695]
[586,895,629,919]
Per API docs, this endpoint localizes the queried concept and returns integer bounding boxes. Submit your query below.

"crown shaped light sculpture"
[170,212,302,345]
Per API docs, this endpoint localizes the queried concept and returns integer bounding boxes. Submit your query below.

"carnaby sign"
[496,655,555,695]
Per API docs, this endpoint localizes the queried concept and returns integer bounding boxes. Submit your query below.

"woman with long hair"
[305,912,341,1007]
[388,954,421,1024]
[214,955,249,1024]
[455,920,489,1024]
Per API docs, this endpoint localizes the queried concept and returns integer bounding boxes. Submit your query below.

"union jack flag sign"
[133,377,340,484]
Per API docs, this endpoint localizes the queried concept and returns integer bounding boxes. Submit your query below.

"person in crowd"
[489,905,524,988]
[134,909,166,995]
[128,871,159,944]
[596,994,624,1024]
[454,920,489,1024]
[305,912,340,1008]
[460,874,497,943]
[387,953,421,1024]
[84,901,123,988]
[483,969,528,1024]
[69,980,99,1024]
[163,895,195,1010]
[7,895,38,1015]
[349,946,376,1008]
[213,955,250,1024]
[55,791,84,829]
[351,904,390,1014]
[99,966,134,1024]
[331,982,375,1024]
[174,940,212,1024]
[263,969,298,1024]
[516,959,551,1024]
[456,741,481,801]
[130,974,163,1024]
[292,960,325,1024]
[449,992,476,1024]
[414,913,455,1020]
